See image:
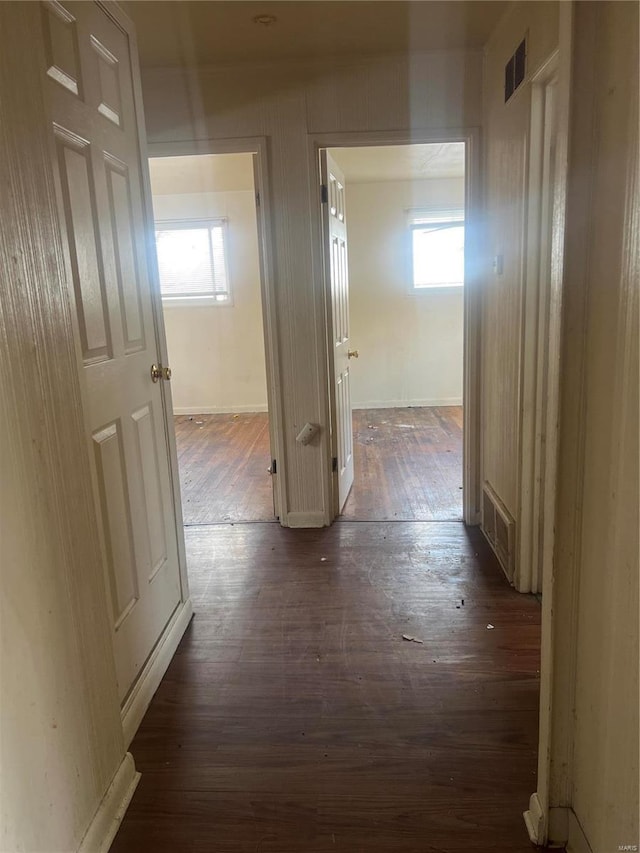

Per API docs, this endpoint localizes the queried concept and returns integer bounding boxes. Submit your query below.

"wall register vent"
[505,37,526,102]
[482,481,516,583]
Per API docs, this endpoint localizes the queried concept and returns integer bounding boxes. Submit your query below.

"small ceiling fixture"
[253,14,277,26]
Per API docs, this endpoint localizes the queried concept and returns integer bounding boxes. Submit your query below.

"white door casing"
[321,151,355,512]
[312,131,481,527]
[517,51,560,596]
[147,138,285,525]
[41,0,185,703]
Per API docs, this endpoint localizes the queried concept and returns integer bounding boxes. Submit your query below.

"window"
[409,209,465,290]
[155,219,230,303]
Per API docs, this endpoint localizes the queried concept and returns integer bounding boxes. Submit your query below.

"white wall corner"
[567,810,594,853]
[78,752,140,853]
[549,807,570,845]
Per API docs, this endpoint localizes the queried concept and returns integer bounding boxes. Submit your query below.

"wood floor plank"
[174,407,463,524]
[174,412,274,524]
[112,522,546,852]
[342,406,463,521]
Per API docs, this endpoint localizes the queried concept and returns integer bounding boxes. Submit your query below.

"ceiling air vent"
[505,37,527,103]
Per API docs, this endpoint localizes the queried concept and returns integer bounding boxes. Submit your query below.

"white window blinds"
[155,220,229,301]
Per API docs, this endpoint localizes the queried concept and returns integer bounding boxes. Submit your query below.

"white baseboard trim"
[121,598,193,748]
[549,807,570,846]
[173,405,268,415]
[286,511,327,528]
[567,810,594,853]
[352,398,462,410]
[466,509,481,526]
[78,752,140,853]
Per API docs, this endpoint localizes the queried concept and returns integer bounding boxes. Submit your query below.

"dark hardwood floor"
[174,407,463,525]
[175,412,274,524]
[112,521,542,853]
[342,407,463,522]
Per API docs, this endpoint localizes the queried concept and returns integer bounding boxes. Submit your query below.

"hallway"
[112,521,541,852]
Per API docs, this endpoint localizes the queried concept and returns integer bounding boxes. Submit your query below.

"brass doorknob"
[150,363,172,382]
[347,350,359,359]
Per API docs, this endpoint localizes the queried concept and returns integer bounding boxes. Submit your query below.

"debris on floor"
[486,624,495,630]
[320,556,327,562]
[195,420,204,425]
[402,634,424,644]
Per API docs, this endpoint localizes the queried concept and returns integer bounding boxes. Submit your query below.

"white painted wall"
[150,154,268,414]
[341,177,464,408]
[550,3,639,850]
[482,1,560,518]
[141,50,483,524]
[485,3,639,851]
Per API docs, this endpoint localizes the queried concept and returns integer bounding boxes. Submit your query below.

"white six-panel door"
[40,0,183,703]
[321,151,355,512]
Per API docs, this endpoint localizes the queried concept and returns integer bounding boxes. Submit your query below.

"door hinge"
[256,191,261,207]
[271,458,277,474]
[332,456,338,473]
[321,184,328,204]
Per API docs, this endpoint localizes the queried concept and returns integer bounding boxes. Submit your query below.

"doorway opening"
[322,142,467,522]
[148,152,277,524]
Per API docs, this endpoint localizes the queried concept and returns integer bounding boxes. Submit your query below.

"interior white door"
[40,0,183,702]
[321,150,354,512]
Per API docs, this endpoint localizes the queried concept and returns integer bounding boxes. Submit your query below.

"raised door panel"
[54,126,112,364]
[331,236,342,345]
[92,421,138,628]
[131,403,168,581]
[339,367,353,478]
[104,153,145,353]
[41,0,82,97]
[90,34,123,127]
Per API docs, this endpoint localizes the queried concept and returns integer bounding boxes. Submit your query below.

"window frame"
[154,217,232,307]
[408,208,465,293]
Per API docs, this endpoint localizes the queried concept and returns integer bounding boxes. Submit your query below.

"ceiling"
[331,142,465,182]
[149,153,255,194]
[126,1,509,68]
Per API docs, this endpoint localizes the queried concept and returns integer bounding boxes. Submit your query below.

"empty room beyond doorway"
[174,412,273,523]
[329,143,466,522]
[342,406,463,521]
[149,152,276,524]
